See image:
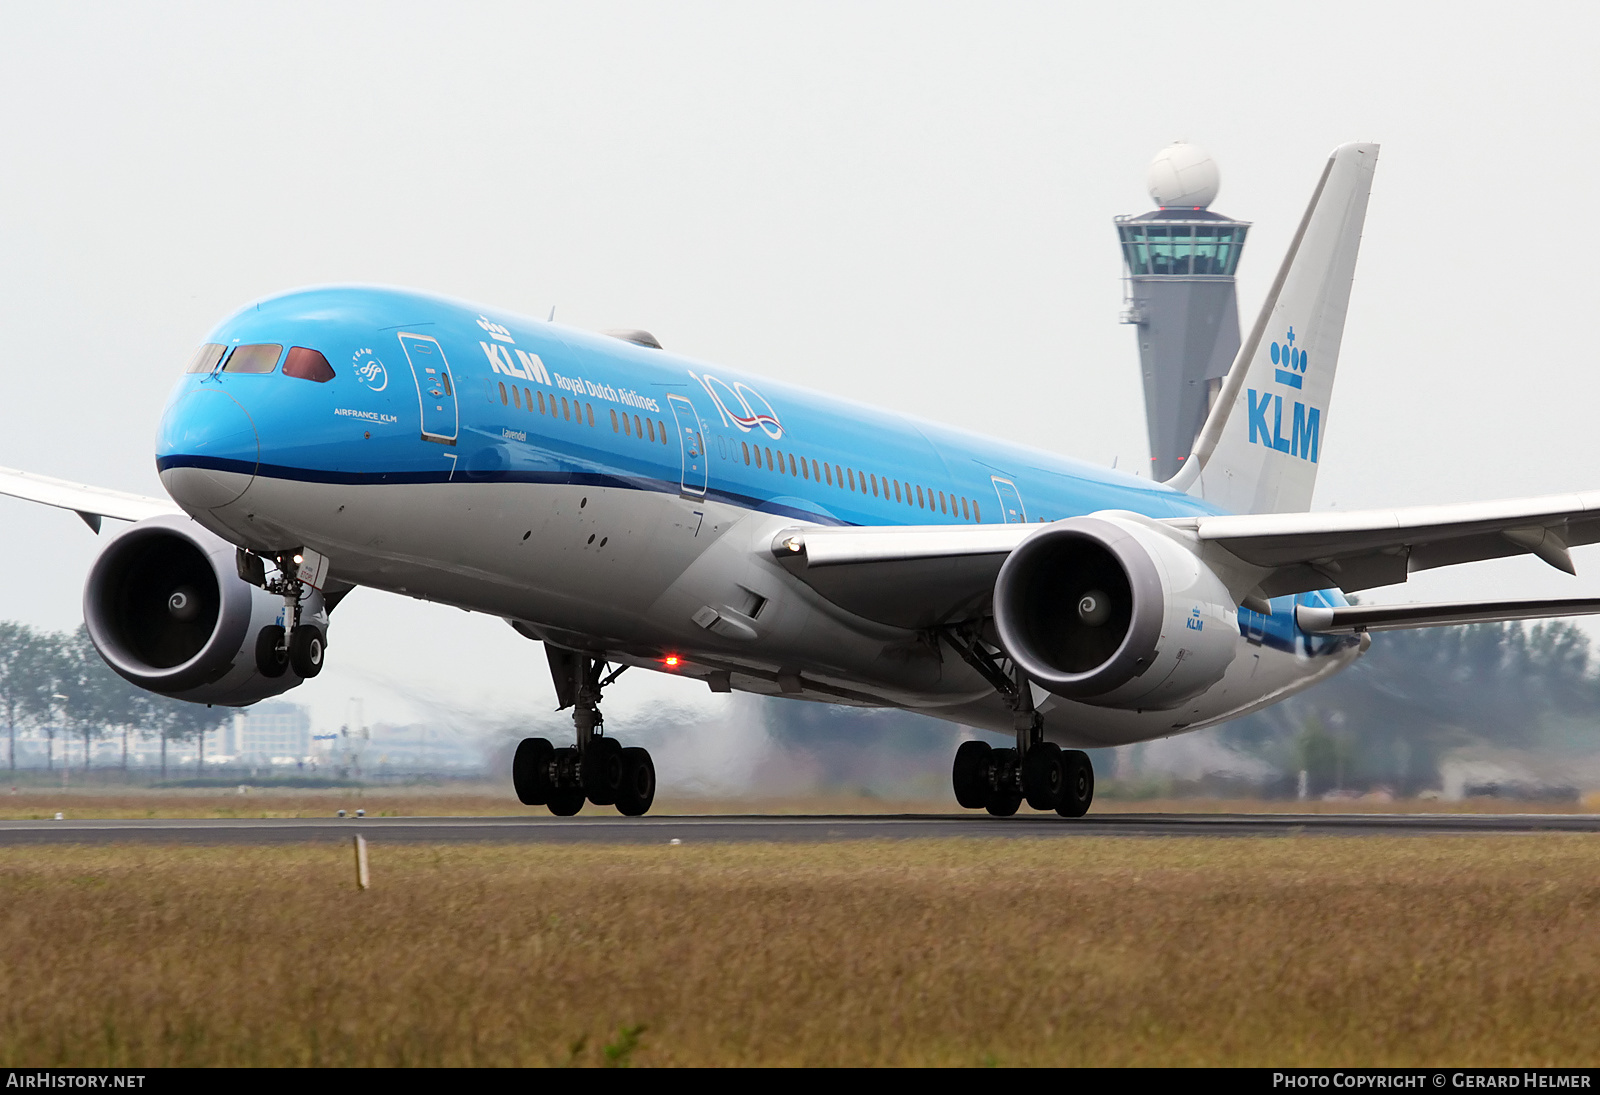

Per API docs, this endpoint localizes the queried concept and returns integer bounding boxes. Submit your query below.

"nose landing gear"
[512,650,657,817]
[244,548,329,680]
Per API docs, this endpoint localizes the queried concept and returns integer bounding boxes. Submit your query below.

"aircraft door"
[667,393,709,497]
[398,333,459,445]
[991,476,1027,523]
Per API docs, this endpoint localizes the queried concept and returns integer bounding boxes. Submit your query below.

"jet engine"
[83,514,319,706]
[992,514,1237,710]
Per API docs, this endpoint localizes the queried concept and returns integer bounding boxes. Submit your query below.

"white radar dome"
[1147,142,1220,209]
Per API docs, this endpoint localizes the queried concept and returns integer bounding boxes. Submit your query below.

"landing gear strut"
[942,627,1094,818]
[246,548,327,680]
[512,649,657,817]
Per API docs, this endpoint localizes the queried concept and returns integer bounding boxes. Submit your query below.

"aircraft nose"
[156,388,260,509]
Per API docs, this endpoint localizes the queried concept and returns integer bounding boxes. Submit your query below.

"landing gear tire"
[582,736,624,806]
[952,740,993,809]
[1022,742,1065,812]
[540,746,586,815]
[984,747,1022,817]
[547,786,586,816]
[255,625,288,678]
[615,747,656,817]
[985,789,1022,817]
[513,737,555,806]
[289,625,326,678]
[1056,750,1094,818]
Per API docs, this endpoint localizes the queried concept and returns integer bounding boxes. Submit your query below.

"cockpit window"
[221,344,283,374]
[283,346,336,383]
[185,344,227,374]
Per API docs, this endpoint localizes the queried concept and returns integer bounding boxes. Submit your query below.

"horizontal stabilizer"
[0,465,180,531]
[1296,597,1600,634]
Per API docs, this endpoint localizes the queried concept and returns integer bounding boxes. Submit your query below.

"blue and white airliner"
[8,142,1600,816]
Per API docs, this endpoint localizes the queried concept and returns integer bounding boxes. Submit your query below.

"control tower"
[1115,142,1250,481]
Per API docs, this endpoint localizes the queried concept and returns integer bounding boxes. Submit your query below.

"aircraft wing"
[1184,490,1600,597]
[772,490,1600,629]
[0,464,181,532]
[771,524,1032,628]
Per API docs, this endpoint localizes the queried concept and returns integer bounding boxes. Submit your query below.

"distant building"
[234,702,311,760]
[1115,141,1250,481]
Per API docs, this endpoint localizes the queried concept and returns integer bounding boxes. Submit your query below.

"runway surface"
[1,812,1598,844]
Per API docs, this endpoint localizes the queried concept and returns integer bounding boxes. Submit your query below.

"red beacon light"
[663,654,681,668]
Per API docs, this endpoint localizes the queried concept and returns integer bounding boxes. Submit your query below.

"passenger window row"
[609,407,669,446]
[736,439,980,521]
[498,381,621,433]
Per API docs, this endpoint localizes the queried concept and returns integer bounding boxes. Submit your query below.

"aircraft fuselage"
[155,285,1358,746]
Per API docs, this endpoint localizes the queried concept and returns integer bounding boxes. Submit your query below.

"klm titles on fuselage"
[474,315,663,414]
[1247,326,1321,463]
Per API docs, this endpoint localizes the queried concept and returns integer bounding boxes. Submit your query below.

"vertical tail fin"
[1166,142,1378,513]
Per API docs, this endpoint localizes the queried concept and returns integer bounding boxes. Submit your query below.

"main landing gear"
[952,737,1093,818]
[941,627,1094,818]
[512,649,657,817]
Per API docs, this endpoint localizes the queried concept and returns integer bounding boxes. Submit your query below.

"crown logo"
[1269,326,1306,388]
[477,315,515,344]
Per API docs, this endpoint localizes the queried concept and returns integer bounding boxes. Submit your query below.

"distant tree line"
[1221,620,1600,794]
[754,618,1600,796]
[0,622,229,777]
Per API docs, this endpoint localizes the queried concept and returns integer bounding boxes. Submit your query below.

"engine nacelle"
[993,514,1237,711]
[83,514,321,706]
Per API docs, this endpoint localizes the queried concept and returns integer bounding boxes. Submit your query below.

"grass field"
[1,836,1598,1066]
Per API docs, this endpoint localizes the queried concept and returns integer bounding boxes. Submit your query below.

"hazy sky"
[3,2,1598,736]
